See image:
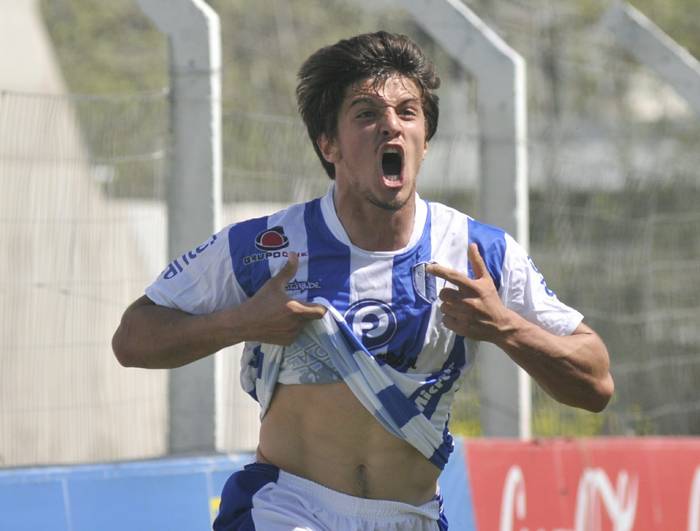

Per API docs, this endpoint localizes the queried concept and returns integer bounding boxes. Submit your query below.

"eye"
[400,107,419,118]
[356,109,376,119]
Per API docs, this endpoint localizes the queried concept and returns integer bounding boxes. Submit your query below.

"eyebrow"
[348,96,380,108]
[348,95,421,108]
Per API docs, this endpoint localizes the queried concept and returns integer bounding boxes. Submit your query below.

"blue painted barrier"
[0,439,474,530]
[0,454,252,531]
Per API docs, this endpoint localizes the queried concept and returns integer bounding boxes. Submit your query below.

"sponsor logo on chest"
[243,226,309,265]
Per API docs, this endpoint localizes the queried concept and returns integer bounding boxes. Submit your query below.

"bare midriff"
[257,382,440,506]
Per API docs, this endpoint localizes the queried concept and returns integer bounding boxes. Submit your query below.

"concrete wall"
[0,0,166,466]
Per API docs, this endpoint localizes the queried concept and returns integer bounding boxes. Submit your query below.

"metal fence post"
[383,0,530,437]
[137,0,222,454]
[601,2,700,116]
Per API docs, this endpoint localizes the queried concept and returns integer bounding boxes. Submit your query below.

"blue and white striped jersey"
[146,185,583,469]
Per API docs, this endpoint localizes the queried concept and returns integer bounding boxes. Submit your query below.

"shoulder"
[426,201,506,246]
[466,217,507,247]
[425,201,511,287]
[426,200,469,228]
[466,217,509,289]
[425,200,512,245]
[226,199,316,297]
[227,200,312,248]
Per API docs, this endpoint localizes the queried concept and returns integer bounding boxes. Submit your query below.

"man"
[112,31,613,530]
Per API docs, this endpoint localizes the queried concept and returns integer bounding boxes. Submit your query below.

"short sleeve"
[500,234,583,336]
[145,224,248,315]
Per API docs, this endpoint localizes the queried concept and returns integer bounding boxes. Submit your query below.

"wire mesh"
[2,0,700,468]
[0,90,169,466]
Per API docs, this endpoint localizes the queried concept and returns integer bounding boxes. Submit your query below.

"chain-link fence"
[2,0,699,467]
[0,89,168,466]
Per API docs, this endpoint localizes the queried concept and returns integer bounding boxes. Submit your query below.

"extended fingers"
[426,263,471,291]
[468,243,489,279]
[438,286,471,303]
[438,290,476,318]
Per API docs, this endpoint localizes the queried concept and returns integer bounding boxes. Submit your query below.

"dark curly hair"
[296,31,441,179]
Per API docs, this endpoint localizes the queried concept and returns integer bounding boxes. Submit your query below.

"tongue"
[382,152,402,176]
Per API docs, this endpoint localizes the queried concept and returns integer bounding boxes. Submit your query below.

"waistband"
[276,467,441,519]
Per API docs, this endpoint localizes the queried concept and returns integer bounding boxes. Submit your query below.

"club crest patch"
[412,261,438,303]
[255,226,289,251]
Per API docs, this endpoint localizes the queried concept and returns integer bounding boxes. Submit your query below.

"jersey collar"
[320,183,428,255]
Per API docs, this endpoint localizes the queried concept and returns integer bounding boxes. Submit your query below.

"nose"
[380,108,401,137]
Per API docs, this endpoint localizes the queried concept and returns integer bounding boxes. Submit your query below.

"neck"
[333,190,416,252]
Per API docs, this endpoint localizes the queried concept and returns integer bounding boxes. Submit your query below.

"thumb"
[273,252,299,285]
[468,243,489,279]
[290,300,328,320]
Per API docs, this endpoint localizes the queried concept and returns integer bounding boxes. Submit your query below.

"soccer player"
[112,31,613,530]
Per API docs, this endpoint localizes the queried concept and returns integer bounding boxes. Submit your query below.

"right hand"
[237,252,327,345]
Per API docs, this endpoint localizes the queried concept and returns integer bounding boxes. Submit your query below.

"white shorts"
[213,463,448,530]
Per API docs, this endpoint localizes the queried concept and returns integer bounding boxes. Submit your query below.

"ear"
[317,134,340,164]
[422,140,429,160]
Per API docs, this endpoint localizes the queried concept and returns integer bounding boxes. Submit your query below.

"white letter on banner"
[500,465,527,531]
[574,468,638,531]
[688,466,700,531]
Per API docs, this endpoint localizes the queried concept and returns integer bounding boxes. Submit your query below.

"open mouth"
[381,150,403,179]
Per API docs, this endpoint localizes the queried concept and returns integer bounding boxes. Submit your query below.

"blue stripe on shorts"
[436,491,449,530]
[213,463,280,531]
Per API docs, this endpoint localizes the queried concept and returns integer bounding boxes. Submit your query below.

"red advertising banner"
[465,437,700,531]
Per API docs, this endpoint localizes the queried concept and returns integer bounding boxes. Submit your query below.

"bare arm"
[426,244,614,412]
[112,253,326,369]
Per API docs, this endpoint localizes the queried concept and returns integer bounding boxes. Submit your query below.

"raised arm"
[112,253,326,369]
[426,244,614,412]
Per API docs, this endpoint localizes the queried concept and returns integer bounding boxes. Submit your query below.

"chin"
[367,192,411,212]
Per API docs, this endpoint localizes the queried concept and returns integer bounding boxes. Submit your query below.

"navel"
[354,463,370,498]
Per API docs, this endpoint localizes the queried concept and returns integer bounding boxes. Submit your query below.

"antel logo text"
[163,234,217,280]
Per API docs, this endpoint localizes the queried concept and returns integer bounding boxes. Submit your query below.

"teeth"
[384,147,400,154]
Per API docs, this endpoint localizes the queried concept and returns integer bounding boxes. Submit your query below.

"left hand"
[426,244,514,342]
